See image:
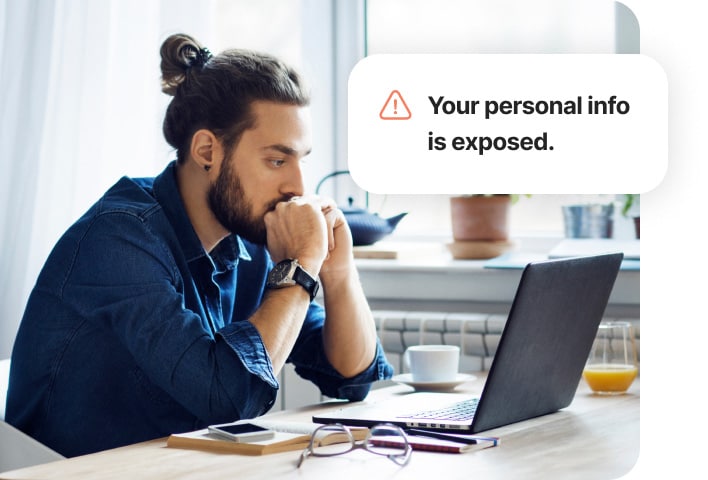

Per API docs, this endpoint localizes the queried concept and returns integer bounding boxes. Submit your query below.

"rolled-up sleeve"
[216,321,279,389]
[287,303,394,401]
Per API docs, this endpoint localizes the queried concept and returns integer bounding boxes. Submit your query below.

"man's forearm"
[248,286,311,375]
[321,267,378,378]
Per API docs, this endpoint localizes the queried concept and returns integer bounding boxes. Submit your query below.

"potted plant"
[448,194,528,259]
[620,194,640,239]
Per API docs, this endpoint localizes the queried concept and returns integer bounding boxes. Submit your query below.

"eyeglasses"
[297,423,412,468]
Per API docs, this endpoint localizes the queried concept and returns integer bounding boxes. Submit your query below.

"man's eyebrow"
[263,144,312,157]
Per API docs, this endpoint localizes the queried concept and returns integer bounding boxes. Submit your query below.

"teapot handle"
[315,170,369,209]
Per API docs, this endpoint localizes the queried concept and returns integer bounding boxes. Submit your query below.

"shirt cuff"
[295,342,394,402]
[217,321,279,390]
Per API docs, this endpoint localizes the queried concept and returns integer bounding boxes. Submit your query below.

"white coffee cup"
[404,345,460,382]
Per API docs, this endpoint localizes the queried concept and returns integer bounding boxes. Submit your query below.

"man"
[6,34,393,457]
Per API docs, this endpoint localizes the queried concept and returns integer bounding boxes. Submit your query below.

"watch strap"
[292,264,319,301]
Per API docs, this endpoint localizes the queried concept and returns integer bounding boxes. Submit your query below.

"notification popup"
[348,54,667,194]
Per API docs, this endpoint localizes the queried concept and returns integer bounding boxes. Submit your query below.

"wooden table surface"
[0,374,639,480]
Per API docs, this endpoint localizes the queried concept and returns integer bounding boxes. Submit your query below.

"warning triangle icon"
[379,90,411,120]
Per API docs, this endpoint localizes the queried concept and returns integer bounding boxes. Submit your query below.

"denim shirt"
[6,162,393,457]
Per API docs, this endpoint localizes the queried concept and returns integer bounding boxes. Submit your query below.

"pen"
[404,428,498,446]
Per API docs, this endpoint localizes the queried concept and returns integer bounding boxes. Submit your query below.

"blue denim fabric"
[6,162,393,457]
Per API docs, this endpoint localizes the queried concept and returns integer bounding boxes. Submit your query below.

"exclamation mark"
[379,90,411,120]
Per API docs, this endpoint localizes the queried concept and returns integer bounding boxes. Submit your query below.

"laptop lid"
[313,253,624,433]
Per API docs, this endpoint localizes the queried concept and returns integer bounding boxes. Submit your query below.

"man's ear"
[189,129,221,172]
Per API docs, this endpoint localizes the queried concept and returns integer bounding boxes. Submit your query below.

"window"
[357,0,639,239]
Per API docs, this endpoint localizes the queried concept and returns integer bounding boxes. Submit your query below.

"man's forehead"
[245,101,312,155]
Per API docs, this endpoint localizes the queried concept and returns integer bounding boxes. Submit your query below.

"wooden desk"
[0,375,639,480]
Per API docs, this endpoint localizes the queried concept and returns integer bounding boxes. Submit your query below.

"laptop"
[313,252,624,433]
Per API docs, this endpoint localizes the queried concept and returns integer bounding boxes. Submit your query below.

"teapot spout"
[385,212,407,231]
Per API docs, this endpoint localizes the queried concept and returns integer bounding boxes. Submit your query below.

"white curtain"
[0,0,216,357]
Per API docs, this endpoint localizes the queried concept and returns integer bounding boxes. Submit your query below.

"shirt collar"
[152,161,252,268]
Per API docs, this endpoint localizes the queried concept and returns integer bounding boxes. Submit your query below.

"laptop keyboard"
[399,397,480,421]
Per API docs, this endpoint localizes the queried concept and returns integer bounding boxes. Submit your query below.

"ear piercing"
[204,165,211,172]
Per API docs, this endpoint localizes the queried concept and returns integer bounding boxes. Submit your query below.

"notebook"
[313,253,624,433]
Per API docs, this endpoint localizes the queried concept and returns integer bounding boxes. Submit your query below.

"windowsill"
[353,235,639,317]
[352,233,582,270]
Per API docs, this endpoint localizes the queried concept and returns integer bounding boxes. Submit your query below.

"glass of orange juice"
[583,321,638,395]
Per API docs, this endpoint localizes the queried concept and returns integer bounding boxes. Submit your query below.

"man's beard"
[208,161,279,246]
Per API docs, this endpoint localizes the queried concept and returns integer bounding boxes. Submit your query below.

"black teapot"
[315,171,407,246]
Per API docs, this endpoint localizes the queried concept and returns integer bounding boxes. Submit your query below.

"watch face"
[267,259,318,300]
[270,261,292,282]
[268,260,295,286]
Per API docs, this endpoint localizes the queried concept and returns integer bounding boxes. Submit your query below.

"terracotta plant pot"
[448,195,513,259]
[450,195,510,242]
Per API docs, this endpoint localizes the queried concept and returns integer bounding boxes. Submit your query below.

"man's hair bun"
[159,33,210,96]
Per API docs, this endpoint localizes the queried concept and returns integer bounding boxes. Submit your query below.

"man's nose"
[280,164,306,200]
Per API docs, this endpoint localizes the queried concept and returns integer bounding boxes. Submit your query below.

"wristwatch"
[266,259,319,301]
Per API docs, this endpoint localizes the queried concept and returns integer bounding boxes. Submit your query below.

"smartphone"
[207,422,275,442]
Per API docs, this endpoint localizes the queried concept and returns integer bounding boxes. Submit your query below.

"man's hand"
[264,194,355,283]
[263,195,332,273]
[319,201,355,281]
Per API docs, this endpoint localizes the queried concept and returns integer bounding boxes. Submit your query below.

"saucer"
[392,373,476,392]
